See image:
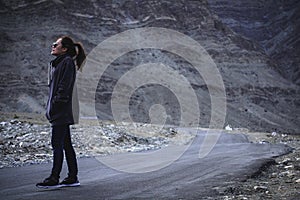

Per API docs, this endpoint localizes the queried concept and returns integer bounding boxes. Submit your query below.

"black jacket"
[46,54,76,125]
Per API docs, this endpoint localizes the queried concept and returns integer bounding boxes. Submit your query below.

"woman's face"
[51,38,67,56]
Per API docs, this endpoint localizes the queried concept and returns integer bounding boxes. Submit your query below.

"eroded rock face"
[207,0,300,84]
[0,0,299,133]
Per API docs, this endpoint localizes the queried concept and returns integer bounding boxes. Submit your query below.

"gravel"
[0,119,192,168]
[213,130,300,199]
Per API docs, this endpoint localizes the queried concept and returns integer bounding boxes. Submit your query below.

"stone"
[254,185,268,191]
[280,158,291,165]
[284,165,293,169]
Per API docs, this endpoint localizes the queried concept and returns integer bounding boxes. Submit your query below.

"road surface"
[0,130,292,199]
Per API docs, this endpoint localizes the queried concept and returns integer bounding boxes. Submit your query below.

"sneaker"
[36,176,61,189]
[60,176,80,187]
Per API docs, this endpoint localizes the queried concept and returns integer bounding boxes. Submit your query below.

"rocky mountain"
[0,0,299,134]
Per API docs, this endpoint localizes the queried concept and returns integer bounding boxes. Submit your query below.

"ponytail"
[74,43,86,71]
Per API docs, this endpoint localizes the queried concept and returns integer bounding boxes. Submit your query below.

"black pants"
[51,124,78,179]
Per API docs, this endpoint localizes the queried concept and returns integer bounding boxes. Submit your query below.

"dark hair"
[60,36,86,70]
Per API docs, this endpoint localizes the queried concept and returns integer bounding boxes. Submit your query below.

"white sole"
[60,182,81,187]
[36,184,62,189]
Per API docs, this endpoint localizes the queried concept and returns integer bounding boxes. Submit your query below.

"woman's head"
[51,38,66,56]
[51,36,86,70]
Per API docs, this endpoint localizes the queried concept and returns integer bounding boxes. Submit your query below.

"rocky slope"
[0,0,299,134]
[207,0,300,84]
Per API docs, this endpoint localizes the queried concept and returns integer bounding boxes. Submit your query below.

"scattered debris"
[218,131,300,199]
[0,119,191,168]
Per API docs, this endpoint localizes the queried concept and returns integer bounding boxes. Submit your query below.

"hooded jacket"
[46,54,76,125]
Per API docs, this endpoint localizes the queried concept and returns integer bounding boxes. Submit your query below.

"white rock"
[254,185,268,191]
[19,142,23,147]
[0,121,7,126]
[284,165,293,169]
[225,125,233,131]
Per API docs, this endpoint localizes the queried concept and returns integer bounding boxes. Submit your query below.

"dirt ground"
[217,130,300,199]
[0,112,299,199]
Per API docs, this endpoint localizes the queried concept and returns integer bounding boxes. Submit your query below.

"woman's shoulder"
[61,55,75,66]
[62,55,74,62]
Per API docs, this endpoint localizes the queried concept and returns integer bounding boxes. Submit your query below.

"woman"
[36,36,86,189]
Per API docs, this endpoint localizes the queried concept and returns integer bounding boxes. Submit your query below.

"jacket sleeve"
[53,58,76,104]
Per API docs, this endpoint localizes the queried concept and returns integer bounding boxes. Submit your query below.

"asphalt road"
[0,130,292,200]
